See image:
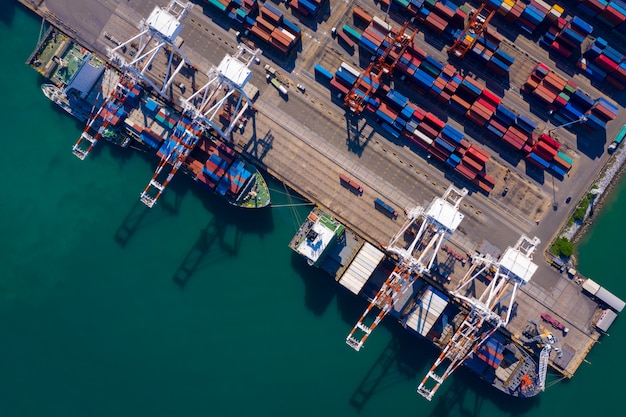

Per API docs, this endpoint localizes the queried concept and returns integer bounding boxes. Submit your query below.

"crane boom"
[344,22,417,115]
[448,3,496,59]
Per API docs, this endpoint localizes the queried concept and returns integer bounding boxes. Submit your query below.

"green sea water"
[1,4,625,416]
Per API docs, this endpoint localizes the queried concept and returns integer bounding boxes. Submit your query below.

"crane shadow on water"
[114,199,170,247]
[172,217,236,289]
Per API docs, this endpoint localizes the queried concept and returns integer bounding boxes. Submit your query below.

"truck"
[608,123,626,154]
[339,174,363,194]
[374,198,398,219]
[270,78,288,96]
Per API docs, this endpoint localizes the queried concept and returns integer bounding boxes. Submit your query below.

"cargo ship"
[29,27,270,209]
[289,206,542,398]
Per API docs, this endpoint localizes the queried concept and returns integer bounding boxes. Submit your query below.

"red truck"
[340,174,363,195]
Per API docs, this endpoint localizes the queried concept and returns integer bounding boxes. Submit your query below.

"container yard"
[20,0,625,402]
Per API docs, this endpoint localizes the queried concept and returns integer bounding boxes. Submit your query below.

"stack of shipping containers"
[580,38,626,89]
[541,15,593,58]
[524,62,618,132]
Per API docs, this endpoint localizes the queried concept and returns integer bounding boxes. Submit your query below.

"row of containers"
[289,0,324,17]
[316,62,496,193]
[342,7,573,178]
[484,0,626,90]
[205,0,302,56]
[578,37,626,89]
[322,59,513,192]
[524,62,619,132]
[372,0,515,75]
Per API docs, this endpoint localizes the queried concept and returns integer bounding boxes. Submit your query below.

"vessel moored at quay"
[21,0,626,401]
[28,19,270,209]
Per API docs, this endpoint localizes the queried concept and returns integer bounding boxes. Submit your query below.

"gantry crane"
[344,22,417,115]
[519,319,562,391]
[140,44,261,207]
[417,234,540,401]
[108,0,193,99]
[448,3,496,59]
[181,44,261,144]
[346,185,468,351]
[72,72,134,159]
[72,0,192,160]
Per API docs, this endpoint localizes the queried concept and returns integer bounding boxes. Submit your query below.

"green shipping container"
[557,151,573,165]
[393,0,410,8]
[208,0,227,12]
[558,92,570,102]
[342,24,361,41]
[563,83,576,94]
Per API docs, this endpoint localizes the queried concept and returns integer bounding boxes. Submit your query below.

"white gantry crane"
[108,0,193,99]
[181,44,261,143]
[72,0,192,160]
[417,234,541,401]
[140,44,261,207]
[346,185,468,352]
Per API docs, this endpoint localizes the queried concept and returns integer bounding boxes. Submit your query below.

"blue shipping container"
[314,64,333,82]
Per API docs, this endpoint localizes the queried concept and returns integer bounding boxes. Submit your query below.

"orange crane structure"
[448,3,496,59]
[346,185,468,351]
[344,22,417,115]
[416,234,541,401]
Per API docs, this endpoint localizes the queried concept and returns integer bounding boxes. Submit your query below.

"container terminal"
[19,0,626,400]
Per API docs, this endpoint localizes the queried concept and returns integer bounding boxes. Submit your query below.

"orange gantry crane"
[448,3,496,59]
[344,21,417,115]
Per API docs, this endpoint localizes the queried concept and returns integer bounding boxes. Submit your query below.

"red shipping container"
[352,6,372,27]
[489,118,507,134]
[466,109,488,126]
[428,145,448,162]
[462,155,484,172]
[456,163,478,180]
[539,134,561,150]
[434,2,455,20]
[425,13,447,34]
[476,97,497,113]
[475,179,493,194]
[480,89,502,106]
[594,54,619,72]
[423,112,444,128]
[251,25,271,42]
[533,84,557,104]
[552,154,572,171]
[502,131,525,150]
[482,173,496,186]
[601,5,626,26]
[330,77,350,95]
[337,28,355,49]
[417,122,440,139]
[256,16,276,33]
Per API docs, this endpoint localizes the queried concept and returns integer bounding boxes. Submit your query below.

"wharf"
[19,0,623,389]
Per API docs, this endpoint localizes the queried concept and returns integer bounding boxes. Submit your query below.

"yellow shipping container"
[503,0,515,6]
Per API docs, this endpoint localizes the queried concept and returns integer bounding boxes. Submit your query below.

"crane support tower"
[140,44,260,208]
[181,44,261,143]
[448,3,496,59]
[72,0,193,160]
[346,185,468,351]
[108,0,193,99]
[344,22,417,115]
[417,234,540,401]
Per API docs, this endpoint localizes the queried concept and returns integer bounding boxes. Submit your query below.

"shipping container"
[374,198,398,218]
